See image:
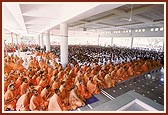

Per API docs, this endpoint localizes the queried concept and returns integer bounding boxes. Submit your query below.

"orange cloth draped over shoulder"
[48,94,62,111]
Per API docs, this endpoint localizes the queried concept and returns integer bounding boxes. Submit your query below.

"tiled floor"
[89,91,164,111]
[77,68,164,111]
[103,68,164,105]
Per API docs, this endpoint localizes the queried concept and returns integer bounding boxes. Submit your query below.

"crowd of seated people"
[67,45,164,66]
[4,43,42,54]
[4,45,163,111]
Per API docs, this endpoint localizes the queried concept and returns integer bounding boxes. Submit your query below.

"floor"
[103,68,164,105]
[77,68,164,111]
[122,102,148,111]
[87,90,164,111]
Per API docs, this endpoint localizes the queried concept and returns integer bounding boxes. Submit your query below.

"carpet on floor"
[86,95,99,104]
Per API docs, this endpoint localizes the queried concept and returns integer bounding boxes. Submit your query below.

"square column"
[40,33,44,49]
[37,35,40,46]
[60,23,68,68]
[46,31,51,52]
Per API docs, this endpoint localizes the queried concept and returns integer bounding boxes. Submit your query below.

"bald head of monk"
[29,83,34,89]
[8,83,15,91]
[23,78,28,83]
[41,75,46,80]
[46,85,51,90]
[32,89,38,96]
[54,88,60,94]
[24,88,30,95]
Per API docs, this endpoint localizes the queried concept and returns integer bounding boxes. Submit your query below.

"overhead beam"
[4,3,28,35]
[69,4,160,29]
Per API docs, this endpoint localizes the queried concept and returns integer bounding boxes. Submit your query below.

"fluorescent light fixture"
[151,28,154,31]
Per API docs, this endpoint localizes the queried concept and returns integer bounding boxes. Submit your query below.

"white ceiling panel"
[3,3,164,37]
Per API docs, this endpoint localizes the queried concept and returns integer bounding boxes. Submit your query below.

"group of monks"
[4,45,163,111]
[5,43,39,53]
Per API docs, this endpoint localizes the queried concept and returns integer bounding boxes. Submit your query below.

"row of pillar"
[37,23,68,68]
[40,26,133,68]
[9,24,134,69]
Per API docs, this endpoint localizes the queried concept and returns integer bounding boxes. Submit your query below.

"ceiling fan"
[121,4,133,22]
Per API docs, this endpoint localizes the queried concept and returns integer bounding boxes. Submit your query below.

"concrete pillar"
[60,23,68,68]
[37,35,40,46]
[16,34,20,56]
[131,36,134,48]
[11,33,13,46]
[111,37,113,46]
[11,32,14,55]
[97,34,100,46]
[40,33,44,49]
[46,31,51,52]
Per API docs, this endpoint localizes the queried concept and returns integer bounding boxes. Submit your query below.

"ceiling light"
[155,28,159,31]
[142,29,145,32]
[151,28,154,31]
[160,27,164,31]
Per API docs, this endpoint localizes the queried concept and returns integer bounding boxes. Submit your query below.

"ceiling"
[3,3,164,36]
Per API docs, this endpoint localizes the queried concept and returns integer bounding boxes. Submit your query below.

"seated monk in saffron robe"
[39,59,48,69]
[87,77,100,95]
[4,63,13,74]
[116,67,123,78]
[29,89,47,111]
[28,82,42,96]
[41,85,53,102]
[51,77,60,92]
[4,77,10,92]
[74,65,80,76]
[59,83,71,111]
[48,89,62,111]
[57,64,63,71]
[52,69,58,77]
[4,84,19,111]
[15,74,23,89]
[15,60,25,73]
[82,64,88,72]
[48,67,54,77]
[76,80,92,99]
[64,63,72,74]
[57,71,65,81]
[141,62,148,72]
[133,64,141,75]
[127,66,134,77]
[38,75,48,89]
[69,85,85,110]
[83,72,90,84]
[20,78,29,95]
[36,74,42,85]
[28,60,36,69]
[49,74,57,85]
[93,74,106,89]
[16,88,31,111]
[104,73,113,88]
